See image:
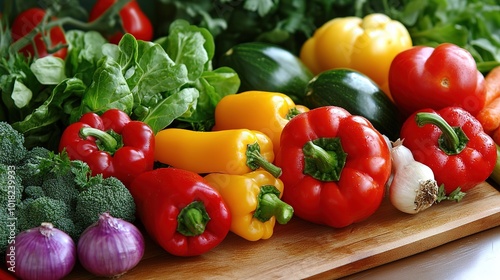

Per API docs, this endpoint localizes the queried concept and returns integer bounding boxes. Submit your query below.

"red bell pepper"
[129,167,231,256]
[59,108,155,186]
[275,106,392,228]
[389,43,486,118]
[400,107,497,194]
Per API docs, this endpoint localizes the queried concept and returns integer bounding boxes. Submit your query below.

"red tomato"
[89,0,153,44]
[389,43,486,118]
[11,8,67,59]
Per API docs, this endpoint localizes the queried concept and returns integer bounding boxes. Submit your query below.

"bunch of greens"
[0,18,240,150]
[155,0,358,57]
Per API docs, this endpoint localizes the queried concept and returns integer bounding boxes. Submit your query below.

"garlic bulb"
[389,139,439,214]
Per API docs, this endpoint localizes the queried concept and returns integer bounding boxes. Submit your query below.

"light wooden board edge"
[68,182,500,280]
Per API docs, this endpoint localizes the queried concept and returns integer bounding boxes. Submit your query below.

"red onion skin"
[6,223,76,280]
[77,213,145,277]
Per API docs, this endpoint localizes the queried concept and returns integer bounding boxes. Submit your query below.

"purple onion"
[6,222,76,280]
[77,212,145,277]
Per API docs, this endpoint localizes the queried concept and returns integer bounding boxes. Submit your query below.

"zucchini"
[304,69,403,140]
[218,42,314,103]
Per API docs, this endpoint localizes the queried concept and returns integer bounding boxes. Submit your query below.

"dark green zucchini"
[304,69,403,141]
[218,42,314,103]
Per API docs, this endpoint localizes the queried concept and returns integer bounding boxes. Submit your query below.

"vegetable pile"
[0,121,136,241]
[2,0,500,278]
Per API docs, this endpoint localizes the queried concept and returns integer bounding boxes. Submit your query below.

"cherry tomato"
[11,8,67,59]
[89,0,153,44]
[389,43,486,118]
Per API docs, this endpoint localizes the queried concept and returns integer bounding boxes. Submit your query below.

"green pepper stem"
[254,186,293,224]
[415,112,468,155]
[302,138,346,182]
[246,143,282,178]
[286,107,301,120]
[80,127,118,154]
[303,141,336,173]
[177,201,211,237]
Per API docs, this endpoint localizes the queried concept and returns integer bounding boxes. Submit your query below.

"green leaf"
[103,33,138,73]
[12,77,86,133]
[11,79,32,108]
[244,0,278,17]
[160,19,213,81]
[131,40,189,100]
[141,87,199,133]
[410,23,469,46]
[178,67,239,126]
[79,57,134,116]
[203,66,240,98]
[64,30,107,85]
[30,56,67,85]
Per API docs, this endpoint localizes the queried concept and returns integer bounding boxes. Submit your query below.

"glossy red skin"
[389,43,486,118]
[129,168,231,257]
[59,109,155,187]
[11,8,67,59]
[275,106,392,228]
[89,0,153,44]
[400,107,497,194]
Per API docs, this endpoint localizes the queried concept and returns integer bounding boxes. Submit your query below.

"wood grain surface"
[69,181,500,280]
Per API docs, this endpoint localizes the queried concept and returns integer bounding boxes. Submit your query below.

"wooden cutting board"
[69,181,500,279]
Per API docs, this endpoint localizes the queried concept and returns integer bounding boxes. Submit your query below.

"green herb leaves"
[1,19,240,149]
[78,20,240,133]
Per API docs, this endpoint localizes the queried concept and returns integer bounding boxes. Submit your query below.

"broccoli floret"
[16,146,52,186]
[10,150,137,240]
[0,163,23,207]
[23,185,45,199]
[41,172,79,209]
[0,122,27,165]
[17,197,77,239]
[74,176,136,231]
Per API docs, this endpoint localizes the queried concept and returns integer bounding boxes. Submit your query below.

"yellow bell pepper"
[204,170,294,241]
[155,128,282,177]
[299,13,412,97]
[212,90,309,156]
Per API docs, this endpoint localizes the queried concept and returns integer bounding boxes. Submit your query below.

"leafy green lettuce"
[1,19,240,150]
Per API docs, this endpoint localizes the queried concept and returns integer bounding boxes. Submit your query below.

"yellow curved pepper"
[155,128,282,177]
[204,170,293,241]
[212,90,309,156]
[300,13,412,97]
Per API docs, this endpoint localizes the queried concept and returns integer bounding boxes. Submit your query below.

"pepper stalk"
[302,137,347,181]
[80,126,123,155]
[415,112,469,155]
